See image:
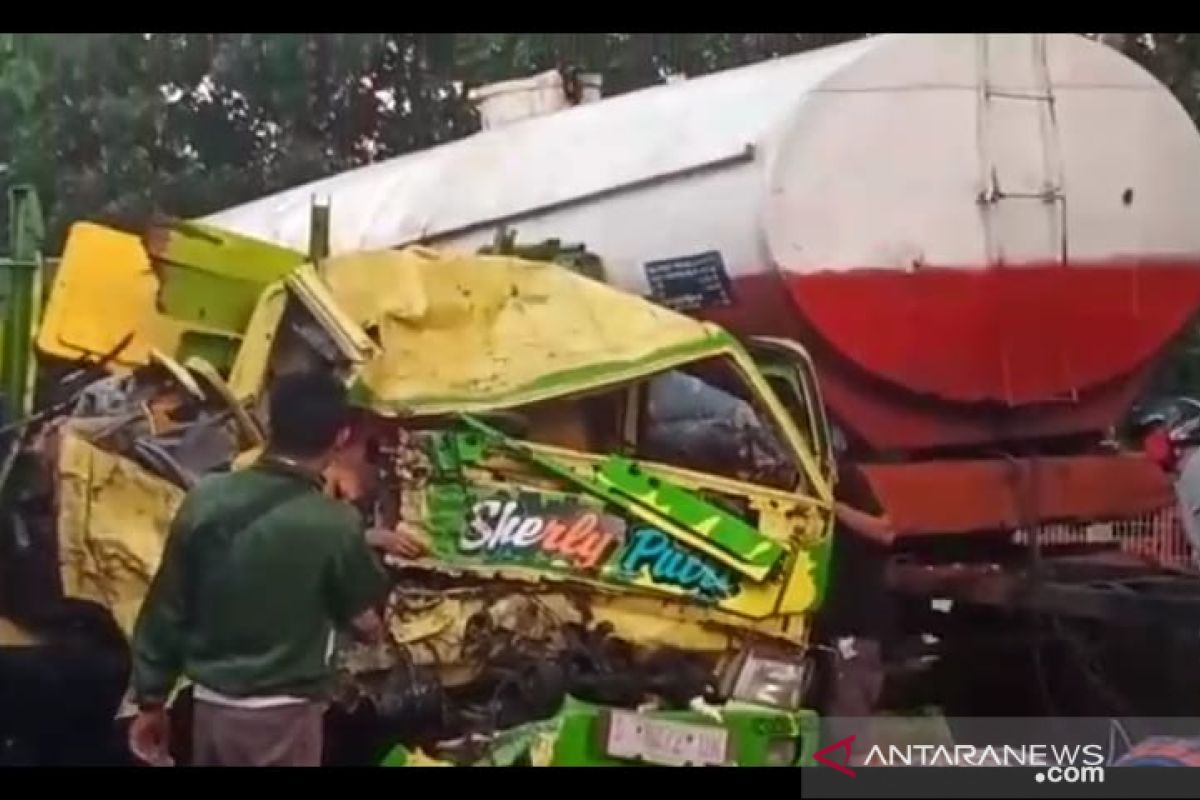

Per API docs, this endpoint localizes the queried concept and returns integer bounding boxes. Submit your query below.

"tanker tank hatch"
[469,68,602,130]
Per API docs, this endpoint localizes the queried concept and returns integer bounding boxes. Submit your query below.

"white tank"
[203,34,1200,452]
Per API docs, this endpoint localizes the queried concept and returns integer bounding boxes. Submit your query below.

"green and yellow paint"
[380,696,820,767]
[417,418,828,616]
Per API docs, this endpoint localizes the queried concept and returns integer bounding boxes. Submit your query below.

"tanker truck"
[198,33,1200,715]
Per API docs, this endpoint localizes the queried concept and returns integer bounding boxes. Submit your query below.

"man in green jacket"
[127,371,420,767]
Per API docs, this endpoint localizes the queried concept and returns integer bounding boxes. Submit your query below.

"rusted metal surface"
[888,534,1200,627]
[1016,505,1195,573]
[861,455,1173,537]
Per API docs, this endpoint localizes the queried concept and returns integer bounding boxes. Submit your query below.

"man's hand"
[129,706,174,767]
[834,501,897,547]
[366,521,431,559]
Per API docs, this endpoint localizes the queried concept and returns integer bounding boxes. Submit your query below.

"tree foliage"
[0,33,874,248]
[0,32,1198,252]
[6,32,1200,398]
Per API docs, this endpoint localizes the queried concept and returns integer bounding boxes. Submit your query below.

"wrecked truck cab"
[40,230,835,764]
[54,349,267,638]
[300,248,835,760]
[321,247,833,604]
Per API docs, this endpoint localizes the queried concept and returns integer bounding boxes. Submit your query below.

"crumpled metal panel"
[36,224,188,370]
[143,219,305,335]
[334,583,750,688]
[56,428,186,638]
[225,265,377,404]
[321,247,726,416]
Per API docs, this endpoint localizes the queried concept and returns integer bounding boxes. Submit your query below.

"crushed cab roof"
[321,247,732,416]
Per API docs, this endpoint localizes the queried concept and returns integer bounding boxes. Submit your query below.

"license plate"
[604,710,730,766]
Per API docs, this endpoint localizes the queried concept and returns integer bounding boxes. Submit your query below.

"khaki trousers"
[193,700,325,767]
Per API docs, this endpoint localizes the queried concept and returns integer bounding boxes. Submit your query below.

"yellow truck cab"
[37,221,835,766]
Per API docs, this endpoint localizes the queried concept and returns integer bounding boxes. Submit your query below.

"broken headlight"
[729,652,808,711]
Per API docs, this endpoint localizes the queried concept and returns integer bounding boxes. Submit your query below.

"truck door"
[745,336,835,489]
[445,348,834,620]
[743,336,838,610]
[631,351,834,616]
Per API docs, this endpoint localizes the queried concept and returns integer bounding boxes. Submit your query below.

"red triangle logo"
[814,735,856,777]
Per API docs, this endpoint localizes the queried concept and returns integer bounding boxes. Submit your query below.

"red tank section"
[703,261,1200,453]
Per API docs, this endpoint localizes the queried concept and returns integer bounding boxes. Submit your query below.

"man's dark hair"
[267,371,351,458]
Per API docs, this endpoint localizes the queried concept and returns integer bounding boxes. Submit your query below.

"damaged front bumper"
[380,697,819,767]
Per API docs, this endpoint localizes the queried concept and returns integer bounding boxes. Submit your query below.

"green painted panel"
[599,455,784,571]
[146,220,305,334]
[379,697,818,767]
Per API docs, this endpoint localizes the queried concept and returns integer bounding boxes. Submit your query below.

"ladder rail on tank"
[975,33,1075,409]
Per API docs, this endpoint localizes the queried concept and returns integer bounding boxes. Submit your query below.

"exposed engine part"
[336,596,722,747]
[373,667,447,736]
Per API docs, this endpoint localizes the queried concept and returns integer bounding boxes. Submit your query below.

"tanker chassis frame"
[881,529,1200,718]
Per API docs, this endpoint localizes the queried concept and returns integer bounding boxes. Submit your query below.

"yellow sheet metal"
[321,247,722,415]
[288,264,378,363]
[37,222,265,372]
[0,616,40,647]
[227,264,378,404]
[37,224,186,370]
[56,427,187,638]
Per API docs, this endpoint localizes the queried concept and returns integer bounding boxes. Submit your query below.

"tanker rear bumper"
[866,452,1200,626]
[888,555,1200,628]
[860,454,1173,538]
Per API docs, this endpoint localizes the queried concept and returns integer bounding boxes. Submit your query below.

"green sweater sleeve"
[325,509,391,627]
[131,497,196,706]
